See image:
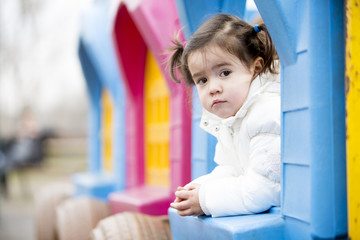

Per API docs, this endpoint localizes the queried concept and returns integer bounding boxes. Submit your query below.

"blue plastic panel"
[73,172,116,201]
[282,52,310,112]
[308,1,346,238]
[255,0,347,238]
[254,0,297,66]
[175,0,246,39]
[282,164,310,222]
[169,207,284,240]
[283,217,311,240]
[282,109,310,166]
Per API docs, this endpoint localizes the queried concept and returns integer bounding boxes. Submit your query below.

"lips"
[212,100,226,107]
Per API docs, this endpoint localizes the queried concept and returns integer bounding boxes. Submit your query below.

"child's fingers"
[170,202,186,210]
[170,200,189,210]
[185,183,200,190]
[174,190,189,199]
[173,196,183,203]
[172,187,187,205]
[177,208,194,217]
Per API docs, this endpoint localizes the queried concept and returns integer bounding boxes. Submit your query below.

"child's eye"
[197,78,208,85]
[220,70,231,77]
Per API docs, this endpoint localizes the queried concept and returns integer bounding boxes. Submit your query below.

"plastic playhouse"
[48,0,359,239]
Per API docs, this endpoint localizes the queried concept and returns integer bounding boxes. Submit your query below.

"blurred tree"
[0,0,89,138]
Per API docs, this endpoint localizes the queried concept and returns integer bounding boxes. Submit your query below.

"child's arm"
[198,133,281,217]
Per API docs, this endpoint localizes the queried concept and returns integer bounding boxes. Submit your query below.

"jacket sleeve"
[198,96,281,217]
[189,165,238,186]
[198,134,281,217]
[189,142,239,186]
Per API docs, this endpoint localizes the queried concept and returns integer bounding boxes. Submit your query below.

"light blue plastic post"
[78,37,102,175]
[74,0,126,200]
[255,0,346,238]
[82,0,126,191]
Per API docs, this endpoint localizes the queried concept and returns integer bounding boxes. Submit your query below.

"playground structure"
[75,0,126,200]
[108,0,192,216]
[39,0,359,239]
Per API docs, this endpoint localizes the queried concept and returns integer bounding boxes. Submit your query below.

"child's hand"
[173,186,186,203]
[170,183,204,216]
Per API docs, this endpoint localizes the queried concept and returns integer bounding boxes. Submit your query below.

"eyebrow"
[192,62,233,79]
[213,62,232,71]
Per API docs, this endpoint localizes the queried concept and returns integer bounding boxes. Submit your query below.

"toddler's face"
[188,45,255,119]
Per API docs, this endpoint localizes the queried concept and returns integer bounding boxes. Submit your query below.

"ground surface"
[0,138,87,240]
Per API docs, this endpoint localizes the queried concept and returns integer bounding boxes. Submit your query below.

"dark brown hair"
[168,14,278,85]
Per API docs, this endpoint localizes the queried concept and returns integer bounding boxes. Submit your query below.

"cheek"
[229,84,249,106]
[196,87,209,106]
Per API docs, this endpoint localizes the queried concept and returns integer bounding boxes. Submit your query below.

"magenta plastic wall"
[109,0,191,215]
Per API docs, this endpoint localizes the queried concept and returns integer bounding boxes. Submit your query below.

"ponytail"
[252,23,278,75]
[167,35,185,84]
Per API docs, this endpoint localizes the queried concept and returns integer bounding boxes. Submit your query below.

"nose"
[209,78,222,95]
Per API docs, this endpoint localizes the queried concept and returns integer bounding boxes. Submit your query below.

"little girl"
[168,14,280,217]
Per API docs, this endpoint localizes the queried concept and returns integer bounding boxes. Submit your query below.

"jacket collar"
[200,72,280,136]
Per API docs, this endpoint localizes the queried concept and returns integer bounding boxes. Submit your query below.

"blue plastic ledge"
[169,207,284,240]
[72,172,117,201]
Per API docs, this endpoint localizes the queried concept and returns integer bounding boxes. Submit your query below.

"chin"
[216,113,233,119]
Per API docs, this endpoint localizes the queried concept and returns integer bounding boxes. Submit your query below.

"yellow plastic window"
[102,90,113,173]
[144,51,170,187]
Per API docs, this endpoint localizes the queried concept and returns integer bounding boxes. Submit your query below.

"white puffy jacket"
[190,73,281,217]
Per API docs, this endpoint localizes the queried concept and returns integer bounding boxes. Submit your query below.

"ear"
[251,57,264,78]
